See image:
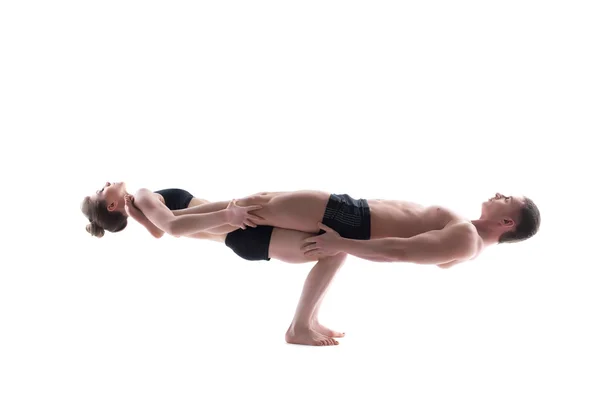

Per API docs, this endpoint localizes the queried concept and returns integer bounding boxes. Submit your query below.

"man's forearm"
[334,231,468,266]
[334,238,405,263]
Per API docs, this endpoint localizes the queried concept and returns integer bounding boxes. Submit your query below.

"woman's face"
[91,181,127,212]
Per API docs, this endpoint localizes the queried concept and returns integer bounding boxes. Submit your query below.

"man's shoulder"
[445,219,483,260]
[442,220,482,258]
[443,219,477,238]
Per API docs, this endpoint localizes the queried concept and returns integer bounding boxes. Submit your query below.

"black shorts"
[320,193,371,240]
[225,225,274,261]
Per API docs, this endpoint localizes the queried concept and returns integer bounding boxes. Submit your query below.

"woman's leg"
[309,264,346,339]
[284,253,347,346]
[269,228,347,346]
[169,198,348,346]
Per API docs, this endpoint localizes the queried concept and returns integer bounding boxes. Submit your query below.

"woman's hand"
[226,200,263,230]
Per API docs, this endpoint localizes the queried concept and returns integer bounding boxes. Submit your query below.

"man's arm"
[305,222,479,265]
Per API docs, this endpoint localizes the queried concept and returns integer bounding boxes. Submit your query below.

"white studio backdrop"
[1,1,598,394]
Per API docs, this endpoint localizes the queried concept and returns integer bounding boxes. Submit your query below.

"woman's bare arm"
[124,195,166,238]
[128,196,232,237]
[132,189,262,237]
[171,201,230,216]
[170,200,237,234]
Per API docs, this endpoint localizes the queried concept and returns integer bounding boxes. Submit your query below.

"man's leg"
[284,253,347,346]
[170,190,328,235]
[237,190,331,234]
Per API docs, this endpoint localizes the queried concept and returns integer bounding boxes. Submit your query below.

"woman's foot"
[313,322,345,338]
[285,325,339,346]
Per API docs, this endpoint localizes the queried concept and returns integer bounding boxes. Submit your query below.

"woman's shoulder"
[134,188,166,204]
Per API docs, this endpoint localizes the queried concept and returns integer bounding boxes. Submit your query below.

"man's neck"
[470,219,499,248]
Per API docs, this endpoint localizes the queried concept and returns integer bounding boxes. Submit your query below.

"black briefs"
[225,225,274,261]
[320,193,371,240]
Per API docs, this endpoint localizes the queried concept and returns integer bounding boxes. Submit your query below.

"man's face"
[481,192,525,221]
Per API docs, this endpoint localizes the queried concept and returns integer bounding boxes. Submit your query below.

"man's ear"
[501,217,515,228]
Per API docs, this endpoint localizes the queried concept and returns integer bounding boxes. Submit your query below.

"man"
[231,190,541,268]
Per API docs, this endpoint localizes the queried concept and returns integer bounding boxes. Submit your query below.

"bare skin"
[284,252,347,346]
[122,190,345,346]
[235,190,469,238]
[267,229,347,345]
[173,190,529,267]
[87,183,530,345]
[234,191,529,266]
[174,190,480,265]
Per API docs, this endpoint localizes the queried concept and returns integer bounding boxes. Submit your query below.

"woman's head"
[81,182,129,238]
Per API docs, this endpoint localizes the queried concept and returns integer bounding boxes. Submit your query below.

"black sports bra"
[153,188,194,210]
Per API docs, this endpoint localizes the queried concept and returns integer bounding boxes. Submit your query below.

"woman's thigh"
[268,227,335,264]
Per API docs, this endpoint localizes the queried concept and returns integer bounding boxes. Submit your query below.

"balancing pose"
[81,184,540,345]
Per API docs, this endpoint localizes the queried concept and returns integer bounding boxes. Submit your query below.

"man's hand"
[226,199,263,230]
[302,223,343,258]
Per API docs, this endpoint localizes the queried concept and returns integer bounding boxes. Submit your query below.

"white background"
[1,1,598,393]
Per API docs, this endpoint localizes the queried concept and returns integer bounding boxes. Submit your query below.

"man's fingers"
[303,236,316,243]
[246,205,262,211]
[302,243,319,253]
[304,250,320,258]
[318,222,334,233]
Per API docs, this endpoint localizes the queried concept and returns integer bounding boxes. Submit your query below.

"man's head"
[80,181,129,238]
[480,193,541,244]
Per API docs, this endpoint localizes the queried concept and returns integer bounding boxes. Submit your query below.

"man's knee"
[238,193,273,206]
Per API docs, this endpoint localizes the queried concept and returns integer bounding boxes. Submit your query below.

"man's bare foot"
[285,325,339,346]
[313,323,345,338]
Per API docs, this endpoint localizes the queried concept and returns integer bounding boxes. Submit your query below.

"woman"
[80,181,346,346]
